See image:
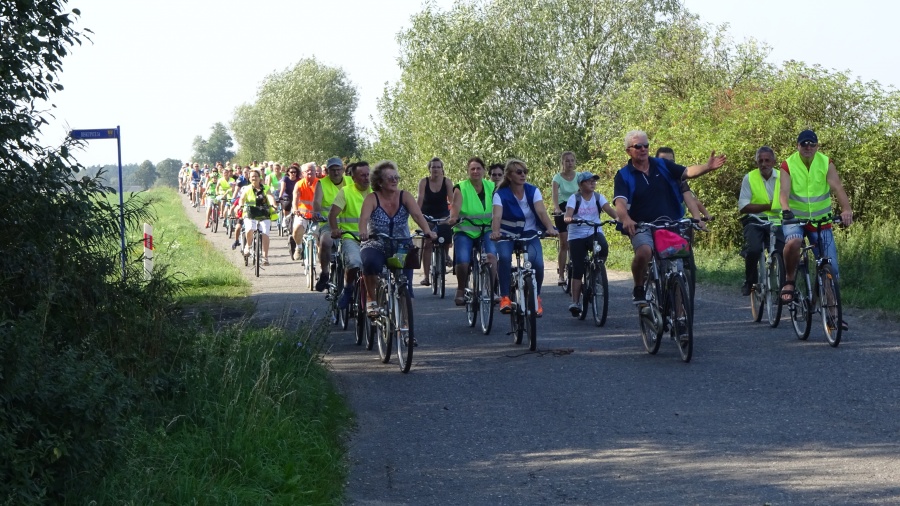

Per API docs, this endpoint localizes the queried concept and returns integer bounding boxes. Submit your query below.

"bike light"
[523,261,532,269]
[593,244,602,254]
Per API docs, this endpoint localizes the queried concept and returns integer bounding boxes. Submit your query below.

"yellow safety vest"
[454,179,494,238]
[786,151,831,220]
[319,175,350,213]
[748,169,781,224]
[337,184,371,233]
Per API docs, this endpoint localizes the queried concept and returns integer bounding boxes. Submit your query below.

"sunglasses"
[490,172,503,177]
[799,141,818,147]
[628,143,650,150]
[385,175,400,182]
[514,169,528,175]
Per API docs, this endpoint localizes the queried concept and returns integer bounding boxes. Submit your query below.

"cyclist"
[313,157,351,291]
[563,172,618,316]
[738,146,783,296]
[178,162,190,193]
[189,162,201,207]
[487,163,504,186]
[330,162,372,309]
[359,160,436,320]
[291,162,318,261]
[240,169,277,265]
[230,166,252,251]
[778,129,853,330]
[447,157,497,306]
[490,159,559,316]
[552,152,579,287]
[613,130,725,304]
[416,157,453,287]
[203,168,221,228]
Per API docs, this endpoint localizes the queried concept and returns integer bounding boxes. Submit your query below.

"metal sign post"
[70,126,127,281]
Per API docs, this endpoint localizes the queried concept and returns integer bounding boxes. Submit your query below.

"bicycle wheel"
[305,240,316,291]
[436,251,446,299]
[578,266,589,321]
[395,286,414,373]
[375,279,392,363]
[592,262,609,327]
[254,231,262,278]
[791,259,813,340]
[750,254,765,322]
[765,253,785,328]
[562,261,572,294]
[431,249,439,295]
[465,265,477,327]
[671,275,693,363]
[510,282,524,345]
[640,277,663,355]
[819,264,842,347]
[478,263,494,335]
[355,278,370,347]
[523,278,537,351]
[211,207,219,234]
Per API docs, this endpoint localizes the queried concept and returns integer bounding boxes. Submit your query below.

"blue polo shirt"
[613,157,686,224]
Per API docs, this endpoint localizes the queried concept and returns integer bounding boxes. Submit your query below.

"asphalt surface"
[183,196,900,505]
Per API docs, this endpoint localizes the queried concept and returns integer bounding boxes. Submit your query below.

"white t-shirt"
[492,187,544,232]
[565,191,609,241]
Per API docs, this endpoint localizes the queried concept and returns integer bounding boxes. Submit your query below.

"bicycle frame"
[497,232,540,351]
[457,218,495,334]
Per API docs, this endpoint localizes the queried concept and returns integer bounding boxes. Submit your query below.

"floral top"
[362,191,412,255]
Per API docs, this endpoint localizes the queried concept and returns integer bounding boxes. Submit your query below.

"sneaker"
[243,247,250,258]
[231,240,239,250]
[632,286,646,305]
[262,257,269,266]
[499,296,512,314]
[841,320,849,331]
[338,285,354,309]
[536,296,543,318]
[292,249,301,261]
[675,321,689,340]
[741,281,751,297]
[568,302,581,317]
[315,272,330,292]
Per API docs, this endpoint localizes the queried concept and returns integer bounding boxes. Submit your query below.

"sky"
[43,0,899,167]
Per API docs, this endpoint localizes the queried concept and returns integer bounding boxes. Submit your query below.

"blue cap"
[576,172,599,184]
[797,130,818,144]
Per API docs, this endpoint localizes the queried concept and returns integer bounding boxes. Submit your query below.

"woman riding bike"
[490,159,558,316]
[240,169,277,265]
[359,161,436,317]
[551,152,579,286]
[416,157,453,287]
[447,157,498,306]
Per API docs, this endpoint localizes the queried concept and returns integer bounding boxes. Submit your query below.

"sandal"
[780,280,796,304]
[366,301,380,318]
[420,279,431,286]
[454,288,465,306]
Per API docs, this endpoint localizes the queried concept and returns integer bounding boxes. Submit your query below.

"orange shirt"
[295,177,317,218]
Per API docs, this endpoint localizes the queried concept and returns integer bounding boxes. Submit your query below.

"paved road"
[183,196,900,505]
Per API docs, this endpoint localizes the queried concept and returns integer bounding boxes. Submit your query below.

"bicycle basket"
[653,229,690,259]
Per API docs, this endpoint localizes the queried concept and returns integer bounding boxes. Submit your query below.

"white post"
[143,223,154,281]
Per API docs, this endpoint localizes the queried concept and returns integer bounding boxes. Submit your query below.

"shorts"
[453,232,496,266]
[341,238,362,270]
[553,202,569,233]
[243,218,271,235]
[629,228,654,252]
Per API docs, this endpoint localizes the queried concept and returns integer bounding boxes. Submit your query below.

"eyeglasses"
[490,172,503,178]
[385,175,400,182]
[514,169,528,175]
[628,143,650,150]
[289,171,298,174]
[799,141,818,147]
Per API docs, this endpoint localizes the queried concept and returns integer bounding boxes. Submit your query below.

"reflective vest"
[337,184,371,233]
[319,175,350,213]
[496,183,546,236]
[454,179,494,238]
[294,178,317,219]
[748,169,781,224]
[786,151,830,220]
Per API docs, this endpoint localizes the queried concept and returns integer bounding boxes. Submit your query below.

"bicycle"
[496,232,542,352]
[369,233,416,373]
[568,219,617,326]
[224,205,237,239]
[300,216,324,291]
[209,196,220,234]
[635,218,697,363]
[744,216,785,327]
[325,231,349,327]
[245,220,265,277]
[349,269,372,349]
[782,214,844,347]
[456,218,496,335]
[422,215,448,299]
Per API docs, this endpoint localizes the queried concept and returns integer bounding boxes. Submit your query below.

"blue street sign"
[70,128,118,139]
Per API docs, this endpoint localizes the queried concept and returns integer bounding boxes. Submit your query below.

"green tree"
[231,103,267,164]
[369,0,681,186]
[129,159,158,190]
[248,57,359,163]
[155,157,183,187]
[191,122,235,164]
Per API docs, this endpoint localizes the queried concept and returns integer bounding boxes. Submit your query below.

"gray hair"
[624,130,648,150]
[755,146,775,163]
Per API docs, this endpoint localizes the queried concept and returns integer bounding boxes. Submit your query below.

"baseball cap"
[576,172,600,184]
[326,157,343,168]
[797,129,818,144]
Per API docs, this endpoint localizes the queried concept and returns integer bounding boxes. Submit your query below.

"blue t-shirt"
[613,157,686,224]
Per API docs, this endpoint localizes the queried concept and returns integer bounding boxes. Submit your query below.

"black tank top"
[421,178,450,218]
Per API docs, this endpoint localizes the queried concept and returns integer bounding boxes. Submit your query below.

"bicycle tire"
[671,275,693,363]
[254,230,262,278]
[437,252,446,299]
[306,239,316,291]
[431,249,439,295]
[478,263,494,335]
[819,264,842,347]
[578,265,589,321]
[524,278,537,351]
[511,281,524,345]
[592,262,609,327]
[791,258,813,340]
[465,265,477,327]
[766,253,785,328]
[640,276,663,355]
[395,286,414,373]
[211,207,219,234]
[563,261,572,295]
[751,255,765,322]
[375,278,392,363]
